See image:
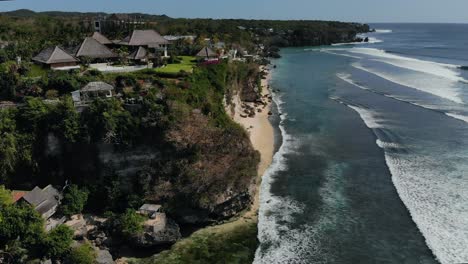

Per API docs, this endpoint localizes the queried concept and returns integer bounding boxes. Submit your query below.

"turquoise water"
[255,24,468,264]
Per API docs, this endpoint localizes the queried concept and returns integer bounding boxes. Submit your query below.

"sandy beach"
[231,66,275,216]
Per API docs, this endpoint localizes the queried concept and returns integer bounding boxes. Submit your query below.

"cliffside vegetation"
[0,9,370,263]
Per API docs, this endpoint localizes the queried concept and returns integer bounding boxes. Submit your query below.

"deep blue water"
[255,24,468,264]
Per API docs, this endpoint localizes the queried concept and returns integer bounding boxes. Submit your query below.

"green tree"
[49,97,81,142]
[0,185,12,206]
[117,209,145,239]
[0,70,18,100]
[0,110,18,182]
[0,204,45,250]
[64,242,96,264]
[43,225,73,260]
[60,184,89,217]
[17,97,48,133]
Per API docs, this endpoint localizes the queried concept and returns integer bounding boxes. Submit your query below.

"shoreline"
[232,65,275,219]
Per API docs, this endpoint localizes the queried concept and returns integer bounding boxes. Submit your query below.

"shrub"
[60,184,89,217]
[43,225,73,260]
[45,89,59,99]
[65,242,96,264]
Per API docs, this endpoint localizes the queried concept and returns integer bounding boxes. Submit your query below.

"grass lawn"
[156,56,197,74]
[27,64,48,78]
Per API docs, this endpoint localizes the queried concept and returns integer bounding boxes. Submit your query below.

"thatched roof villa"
[32,46,79,69]
[75,37,118,60]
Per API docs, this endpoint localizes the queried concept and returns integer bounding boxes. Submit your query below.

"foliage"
[0,110,18,183]
[108,209,146,239]
[0,185,13,206]
[42,225,73,260]
[64,242,96,264]
[60,184,89,217]
[45,71,81,94]
[0,204,45,252]
[0,70,18,100]
[49,97,81,142]
[131,223,258,264]
[82,98,138,144]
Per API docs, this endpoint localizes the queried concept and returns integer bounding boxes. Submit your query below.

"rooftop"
[32,46,78,65]
[121,30,169,46]
[92,32,113,45]
[75,37,117,59]
[81,81,115,92]
[196,47,217,58]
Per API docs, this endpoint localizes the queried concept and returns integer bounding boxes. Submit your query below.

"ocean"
[255,24,468,264]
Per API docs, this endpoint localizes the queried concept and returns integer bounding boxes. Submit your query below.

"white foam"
[445,113,468,123]
[337,73,468,125]
[352,62,464,104]
[376,139,402,149]
[374,29,393,33]
[347,105,382,129]
[348,48,467,83]
[321,50,362,59]
[347,104,468,264]
[254,92,316,263]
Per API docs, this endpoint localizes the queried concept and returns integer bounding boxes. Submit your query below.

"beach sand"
[231,66,274,217]
[198,65,275,233]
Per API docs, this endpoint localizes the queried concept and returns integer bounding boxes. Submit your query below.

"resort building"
[127,46,155,63]
[196,47,218,61]
[71,81,115,106]
[75,37,118,61]
[91,31,113,46]
[16,185,62,220]
[119,29,170,57]
[32,46,79,70]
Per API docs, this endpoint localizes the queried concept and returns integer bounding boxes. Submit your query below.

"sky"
[0,0,467,23]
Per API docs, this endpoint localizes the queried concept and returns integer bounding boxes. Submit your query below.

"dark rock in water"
[273,65,277,68]
[460,66,468,71]
[364,37,369,42]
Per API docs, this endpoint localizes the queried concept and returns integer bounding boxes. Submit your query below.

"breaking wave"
[254,89,315,264]
[347,48,467,83]
[346,104,468,264]
[374,29,393,33]
[352,62,464,104]
[337,72,468,124]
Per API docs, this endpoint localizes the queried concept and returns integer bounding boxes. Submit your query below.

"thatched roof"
[92,32,113,45]
[196,47,217,58]
[127,46,153,60]
[121,30,169,46]
[32,46,78,64]
[75,37,117,59]
[81,82,114,92]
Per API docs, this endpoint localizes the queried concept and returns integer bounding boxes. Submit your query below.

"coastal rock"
[96,249,115,264]
[133,215,181,247]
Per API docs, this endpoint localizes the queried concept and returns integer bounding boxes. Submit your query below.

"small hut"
[32,46,79,69]
[196,47,218,61]
[127,46,154,62]
[71,82,115,105]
